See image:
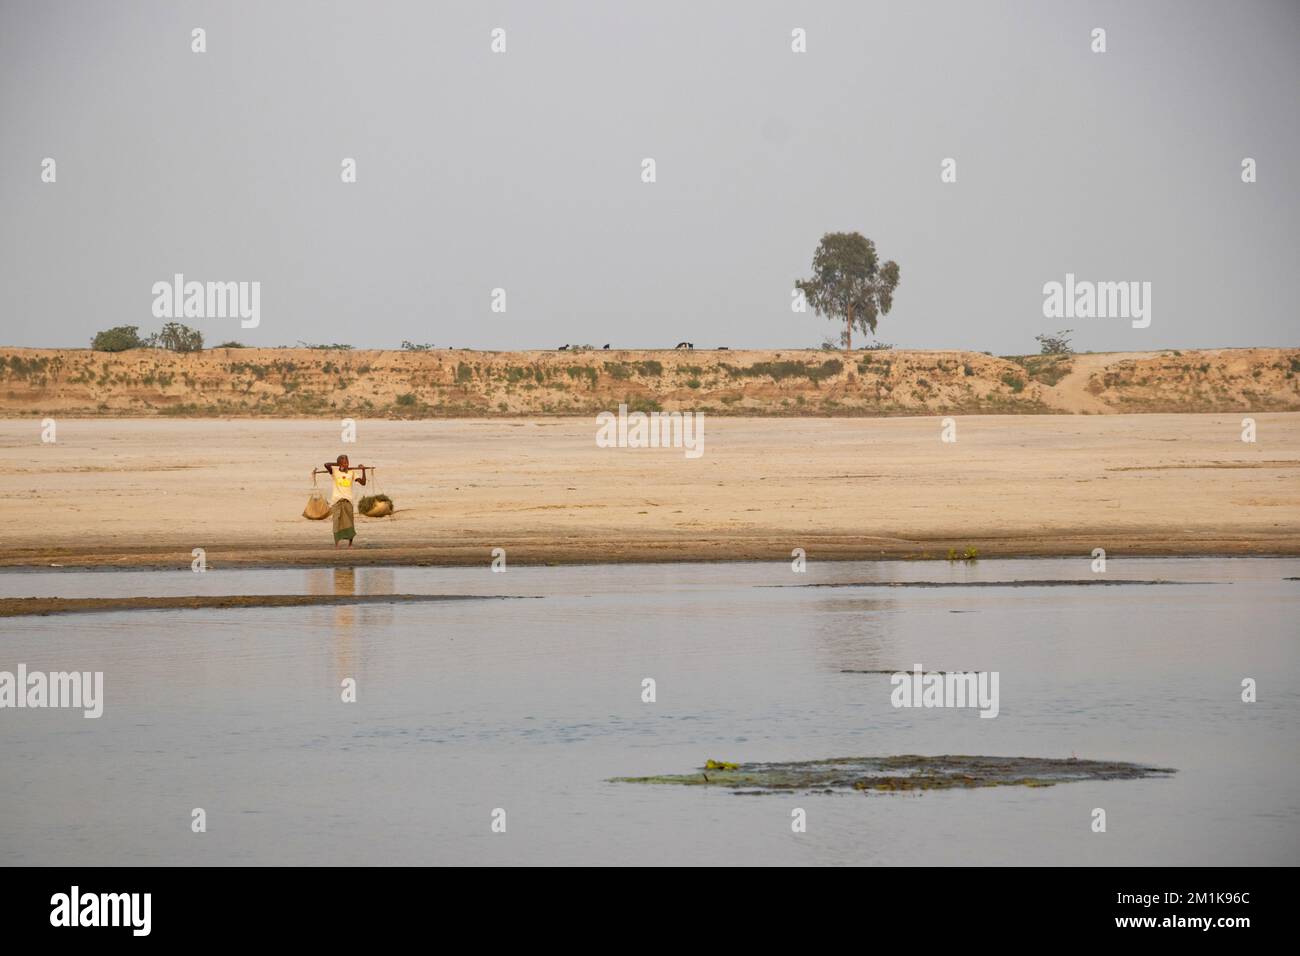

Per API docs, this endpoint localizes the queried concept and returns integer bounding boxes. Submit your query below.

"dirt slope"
[1,346,1297,417]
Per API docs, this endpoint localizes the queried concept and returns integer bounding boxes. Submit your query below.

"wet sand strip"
[0,593,522,618]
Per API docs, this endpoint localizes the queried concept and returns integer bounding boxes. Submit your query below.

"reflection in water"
[356,569,395,630]
[359,569,394,595]
[330,568,355,682]
[302,567,396,683]
[306,568,357,682]
[811,595,896,672]
[356,569,395,631]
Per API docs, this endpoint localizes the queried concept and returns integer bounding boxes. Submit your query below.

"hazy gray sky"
[2,0,1296,353]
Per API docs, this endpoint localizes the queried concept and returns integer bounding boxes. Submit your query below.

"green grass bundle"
[358,493,394,517]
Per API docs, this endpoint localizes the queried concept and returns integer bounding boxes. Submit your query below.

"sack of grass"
[358,493,393,517]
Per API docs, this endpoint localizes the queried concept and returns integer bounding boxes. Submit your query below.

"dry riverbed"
[2,414,1298,569]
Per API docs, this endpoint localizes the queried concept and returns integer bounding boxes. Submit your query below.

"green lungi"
[331,499,355,542]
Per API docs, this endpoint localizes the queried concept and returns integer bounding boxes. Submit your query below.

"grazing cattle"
[675,342,694,349]
[558,344,569,351]
[602,344,610,349]
[717,346,728,350]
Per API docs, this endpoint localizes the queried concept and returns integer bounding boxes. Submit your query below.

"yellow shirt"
[331,467,358,503]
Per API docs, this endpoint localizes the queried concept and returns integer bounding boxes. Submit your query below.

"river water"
[1,558,1296,865]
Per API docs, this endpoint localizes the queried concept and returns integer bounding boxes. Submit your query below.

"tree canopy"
[796,232,900,350]
[151,322,204,352]
[90,322,205,352]
[90,325,145,352]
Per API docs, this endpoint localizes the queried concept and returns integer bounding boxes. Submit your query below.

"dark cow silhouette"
[602,344,610,349]
[717,346,728,350]
[558,344,569,351]
[675,342,694,349]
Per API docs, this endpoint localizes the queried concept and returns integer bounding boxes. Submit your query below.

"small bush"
[566,365,598,386]
[0,355,49,378]
[1035,329,1074,355]
[730,359,843,383]
[623,394,662,413]
[91,326,144,352]
[1013,354,1072,387]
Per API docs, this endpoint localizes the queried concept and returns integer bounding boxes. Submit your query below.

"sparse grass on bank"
[1,347,1298,417]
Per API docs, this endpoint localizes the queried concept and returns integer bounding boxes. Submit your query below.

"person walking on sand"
[313,455,369,548]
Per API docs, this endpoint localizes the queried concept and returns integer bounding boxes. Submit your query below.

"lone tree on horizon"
[796,232,900,350]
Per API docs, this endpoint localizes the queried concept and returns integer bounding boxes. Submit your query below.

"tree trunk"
[845,304,853,351]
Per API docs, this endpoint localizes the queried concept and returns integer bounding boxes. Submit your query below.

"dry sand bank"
[2,415,1297,570]
[2,347,1298,418]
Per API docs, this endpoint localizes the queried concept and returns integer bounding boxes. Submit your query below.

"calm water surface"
[1,558,1296,865]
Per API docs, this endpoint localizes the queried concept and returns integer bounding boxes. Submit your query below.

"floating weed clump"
[611,755,1175,794]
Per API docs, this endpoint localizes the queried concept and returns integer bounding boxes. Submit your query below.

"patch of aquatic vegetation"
[611,755,1175,793]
